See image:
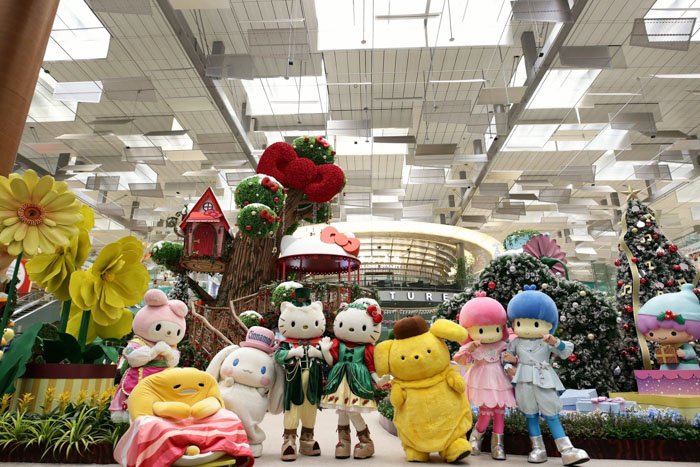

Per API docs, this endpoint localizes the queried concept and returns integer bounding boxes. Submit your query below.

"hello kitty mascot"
[320,298,383,459]
[109,289,188,422]
[273,287,327,461]
[206,326,285,457]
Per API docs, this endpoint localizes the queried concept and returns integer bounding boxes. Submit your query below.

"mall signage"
[378,290,453,303]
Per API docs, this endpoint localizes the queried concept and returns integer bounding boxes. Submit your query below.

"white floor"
[0,409,696,466]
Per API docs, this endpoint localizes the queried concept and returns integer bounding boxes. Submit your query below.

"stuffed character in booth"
[205,326,285,457]
[319,298,384,459]
[109,289,188,422]
[504,285,589,466]
[374,316,473,463]
[273,287,327,461]
[637,283,700,370]
[113,368,253,467]
[454,291,516,460]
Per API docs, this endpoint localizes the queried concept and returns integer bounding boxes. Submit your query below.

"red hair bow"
[320,226,360,256]
[367,304,383,324]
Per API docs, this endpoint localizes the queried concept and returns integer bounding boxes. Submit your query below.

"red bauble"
[623,324,630,331]
[669,244,678,253]
[617,280,624,287]
[640,277,648,284]
[645,222,652,227]
[652,234,659,240]
[673,265,681,271]
[624,305,633,313]
[245,225,252,231]
[631,257,639,263]
[621,350,628,358]
[488,281,496,290]
[657,251,664,258]
[695,288,700,294]
[567,354,578,363]
[305,164,346,203]
[614,259,621,267]
[666,279,675,286]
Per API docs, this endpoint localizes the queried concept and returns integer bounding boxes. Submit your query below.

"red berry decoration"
[657,250,664,258]
[245,225,252,231]
[614,259,621,267]
[488,281,497,290]
[652,234,659,240]
[645,222,652,227]
[669,244,678,253]
[567,354,578,363]
[621,350,628,358]
[623,324,630,331]
[673,265,681,271]
[617,280,624,287]
[631,257,639,263]
[274,197,279,203]
[624,305,633,313]
[666,279,675,286]
[640,277,648,284]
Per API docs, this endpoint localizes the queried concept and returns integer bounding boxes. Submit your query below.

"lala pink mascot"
[454,291,516,460]
[110,289,189,422]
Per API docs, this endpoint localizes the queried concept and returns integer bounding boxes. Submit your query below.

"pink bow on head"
[320,226,360,256]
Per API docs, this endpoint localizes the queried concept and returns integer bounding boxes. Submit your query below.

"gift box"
[560,388,598,410]
[576,397,636,414]
[654,345,679,365]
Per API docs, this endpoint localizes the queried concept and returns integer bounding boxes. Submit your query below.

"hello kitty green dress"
[321,339,377,412]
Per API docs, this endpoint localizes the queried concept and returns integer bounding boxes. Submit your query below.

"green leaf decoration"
[0,322,42,395]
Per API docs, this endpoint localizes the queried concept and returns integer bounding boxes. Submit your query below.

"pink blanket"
[114,410,254,467]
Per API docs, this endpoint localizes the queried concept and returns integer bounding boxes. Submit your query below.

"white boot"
[555,436,590,466]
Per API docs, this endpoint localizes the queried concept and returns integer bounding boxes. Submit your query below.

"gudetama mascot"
[375,316,473,463]
[114,368,253,467]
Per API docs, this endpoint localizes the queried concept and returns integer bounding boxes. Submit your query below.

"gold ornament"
[645,261,656,271]
[632,228,638,233]
[587,333,595,340]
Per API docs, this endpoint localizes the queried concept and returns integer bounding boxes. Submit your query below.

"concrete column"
[0,0,59,175]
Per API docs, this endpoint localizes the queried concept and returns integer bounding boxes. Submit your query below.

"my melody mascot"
[110,289,188,422]
[454,291,516,460]
[320,298,384,459]
[375,315,473,463]
[504,285,589,466]
[114,368,253,467]
[274,287,327,461]
[206,326,285,457]
[637,283,700,369]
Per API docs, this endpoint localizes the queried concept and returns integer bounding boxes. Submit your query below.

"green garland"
[292,135,335,165]
[234,175,286,214]
[237,203,279,238]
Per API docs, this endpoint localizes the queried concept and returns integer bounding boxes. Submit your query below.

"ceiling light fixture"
[428,79,486,84]
[652,73,700,79]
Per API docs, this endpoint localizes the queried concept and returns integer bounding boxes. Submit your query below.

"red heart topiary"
[285,158,318,190]
[257,141,345,203]
[256,142,298,185]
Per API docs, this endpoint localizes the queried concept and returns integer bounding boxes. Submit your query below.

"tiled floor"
[1,409,696,466]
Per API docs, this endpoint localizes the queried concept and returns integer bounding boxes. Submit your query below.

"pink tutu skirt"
[466,361,517,408]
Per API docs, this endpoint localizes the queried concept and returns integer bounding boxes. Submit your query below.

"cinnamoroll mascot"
[206,326,284,457]
[109,289,188,422]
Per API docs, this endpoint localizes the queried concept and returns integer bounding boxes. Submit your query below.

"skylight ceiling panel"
[102,77,157,102]
[86,175,120,191]
[631,17,695,51]
[539,188,572,203]
[511,0,572,23]
[123,147,165,166]
[633,163,673,180]
[247,28,312,57]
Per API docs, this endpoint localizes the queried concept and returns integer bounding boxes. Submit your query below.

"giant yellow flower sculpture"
[26,205,94,301]
[66,303,134,343]
[0,170,82,256]
[69,236,149,327]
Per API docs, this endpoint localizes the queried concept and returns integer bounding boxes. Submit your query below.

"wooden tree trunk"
[216,189,307,306]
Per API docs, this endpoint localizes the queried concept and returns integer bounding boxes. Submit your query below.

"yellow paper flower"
[66,303,134,343]
[69,236,149,326]
[0,170,82,256]
[25,205,94,301]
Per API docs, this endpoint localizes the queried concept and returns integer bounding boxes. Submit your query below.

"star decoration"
[622,185,641,201]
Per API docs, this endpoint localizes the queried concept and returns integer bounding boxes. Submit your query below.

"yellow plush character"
[375,316,472,463]
[128,367,224,422]
[0,328,15,361]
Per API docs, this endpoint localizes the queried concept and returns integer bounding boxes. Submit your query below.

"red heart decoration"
[256,142,298,185]
[305,164,345,203]
[285,158,318,190]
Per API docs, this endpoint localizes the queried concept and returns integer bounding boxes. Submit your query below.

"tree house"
[180,188,231,273]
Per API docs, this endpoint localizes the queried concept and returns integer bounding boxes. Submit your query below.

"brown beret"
[393,315,429,340]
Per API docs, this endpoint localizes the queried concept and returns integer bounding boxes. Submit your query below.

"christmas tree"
[437,252,621,393]
[168,274,190,303]
[614,187,697,391]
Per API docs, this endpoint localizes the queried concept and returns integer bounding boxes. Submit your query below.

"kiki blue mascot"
[503,285,590,466]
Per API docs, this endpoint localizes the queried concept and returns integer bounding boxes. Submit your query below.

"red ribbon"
[316,136,330,149]
[320,226,360,256]
[261,176,279,192]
